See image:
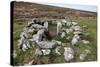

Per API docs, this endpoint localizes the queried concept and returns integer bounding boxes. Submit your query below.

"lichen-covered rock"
[64,47,74,61]
[32,29,45,43]
[31,24,44,29]
[73,31,82,35]
[44,21,48,31]
[55,46,61,55]
[52,40,62,45]
[35,48,43,56]
[65,28,73,34]
[57,22,62,35]
[74,25,81,31]
[35,48,51,56]
[42,49,51,55]
[37,41,57,48]
[71,34,80,45]
[61,32,66,38]
[72,22,78,26]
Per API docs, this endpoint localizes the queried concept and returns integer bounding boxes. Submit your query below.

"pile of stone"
[56,19,90,46]
[15,18,91,63]
[17,18,49,51]
[55,19,91,61]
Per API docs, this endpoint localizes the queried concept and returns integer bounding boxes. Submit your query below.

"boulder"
[20,31,29,39]
[64,47,74,61]
[37,41,57,48]
[18,35,31,51]
[32,34,40,43]
[35,48,43,56]
[52,40,62,45]
[61,32,66,38]
[27,21,34,27]
[73,31,82,35]
[32,29,45,43]
[35,48,51,56]
[71,34,80,45]
[55,46,61,55]
[31,24,44,29]
[66,22,72,27]
[74,25,81,31]
[72,22,78,26]
[27,28,35,33]
[44,21,48,31]
[66,28,73,34]
[57,22,62,35]
[42,49,51,55]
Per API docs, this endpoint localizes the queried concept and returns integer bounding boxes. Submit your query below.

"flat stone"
[37,41,56,48]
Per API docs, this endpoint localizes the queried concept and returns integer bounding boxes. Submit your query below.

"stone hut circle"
[14,18,92,64]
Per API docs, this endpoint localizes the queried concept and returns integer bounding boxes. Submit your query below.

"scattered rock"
[79,49,91,61]
[55,46,61,55]
[82,40,90,44]
[64,47,74,61]
[35,48,43,56]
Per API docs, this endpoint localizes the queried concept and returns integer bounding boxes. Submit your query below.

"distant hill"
[12,1,97,19]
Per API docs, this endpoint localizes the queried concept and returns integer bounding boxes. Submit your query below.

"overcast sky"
[39,3,97,12]
[18,0,97,12]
